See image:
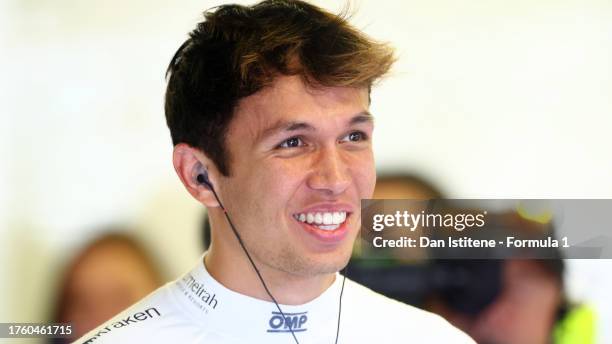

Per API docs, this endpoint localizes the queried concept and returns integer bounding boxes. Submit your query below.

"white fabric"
[74,255,474,343]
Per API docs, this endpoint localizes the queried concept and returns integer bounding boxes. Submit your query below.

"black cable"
[335,267,347,344]
[209,186,301,344]
[209,186,346,344]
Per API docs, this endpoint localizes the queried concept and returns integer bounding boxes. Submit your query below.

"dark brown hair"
[165,0,395,175]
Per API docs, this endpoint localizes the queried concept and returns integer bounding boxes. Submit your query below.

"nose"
[306,145,351,196]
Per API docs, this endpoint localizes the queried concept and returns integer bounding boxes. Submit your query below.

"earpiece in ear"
[196,165,214,190]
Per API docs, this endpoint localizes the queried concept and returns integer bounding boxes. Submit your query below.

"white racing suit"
[74,255,474,343]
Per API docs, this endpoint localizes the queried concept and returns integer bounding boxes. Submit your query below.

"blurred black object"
[344,259,503,315]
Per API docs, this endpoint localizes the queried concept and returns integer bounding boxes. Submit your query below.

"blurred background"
[1,0,611,342]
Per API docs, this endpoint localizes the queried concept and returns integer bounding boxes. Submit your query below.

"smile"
[292,211,348,231]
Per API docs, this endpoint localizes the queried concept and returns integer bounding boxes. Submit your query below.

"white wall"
[1,0,611,342]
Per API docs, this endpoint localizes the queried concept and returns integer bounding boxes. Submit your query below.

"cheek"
[349,152,376,197]
[249,160,307,204]
[274,164,309,194]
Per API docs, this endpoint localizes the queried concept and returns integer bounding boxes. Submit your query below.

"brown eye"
[279,137,304,148]
[348,132,362,141]
[342,131,367,143]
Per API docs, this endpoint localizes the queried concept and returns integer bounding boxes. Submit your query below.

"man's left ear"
[172,143,220,208]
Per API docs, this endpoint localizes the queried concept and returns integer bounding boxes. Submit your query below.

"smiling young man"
[74,1,473,343]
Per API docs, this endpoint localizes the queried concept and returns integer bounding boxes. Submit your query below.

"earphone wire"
[208,185,345,344]
[335,267,347,344]
[209,186,300,344]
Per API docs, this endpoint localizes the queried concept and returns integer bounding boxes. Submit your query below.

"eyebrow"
[350,111,374,125]
[258,111,374,142]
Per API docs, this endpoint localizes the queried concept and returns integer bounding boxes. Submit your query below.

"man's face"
[216,75,374,277]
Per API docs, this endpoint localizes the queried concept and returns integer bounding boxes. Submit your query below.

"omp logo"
[267,311,308,333]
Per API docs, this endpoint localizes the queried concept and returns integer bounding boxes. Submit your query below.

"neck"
[205,241,336,305]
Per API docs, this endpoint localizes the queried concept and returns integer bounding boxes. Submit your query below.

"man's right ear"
[172,143,220,208]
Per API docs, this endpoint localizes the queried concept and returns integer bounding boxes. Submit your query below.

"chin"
[307,247,353,275]
[273,235,356,277]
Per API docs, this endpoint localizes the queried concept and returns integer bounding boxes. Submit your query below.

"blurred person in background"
[51,232,163,343]
[346,172,445,306]
[424,211,596,344]
[348,172,595,343]
[372,172,445,200]
[427,256,596,344]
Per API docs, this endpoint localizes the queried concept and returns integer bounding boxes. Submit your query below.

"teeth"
[293,211,348,230]
[307,213,314,223]
[318,224,340,230]
[333,212,344,223]
[323,213,332,225]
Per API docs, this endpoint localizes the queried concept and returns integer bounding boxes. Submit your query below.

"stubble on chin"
[260,244,353,278]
